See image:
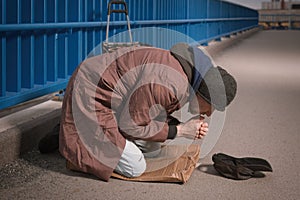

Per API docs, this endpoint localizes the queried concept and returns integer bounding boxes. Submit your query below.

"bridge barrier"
[0,0,258,110]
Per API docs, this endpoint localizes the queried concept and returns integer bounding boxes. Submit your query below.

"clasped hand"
[176,117,209,139]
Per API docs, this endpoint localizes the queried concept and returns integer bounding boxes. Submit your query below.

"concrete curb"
[0,101,62,165]
[0,27,260,167]
[205,27,261,58]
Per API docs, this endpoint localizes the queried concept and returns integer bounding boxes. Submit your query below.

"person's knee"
[118,153,146,178]
[129,155,146,177]
[114,140,146,178]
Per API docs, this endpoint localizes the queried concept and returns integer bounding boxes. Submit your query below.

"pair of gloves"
[212,153,273,180]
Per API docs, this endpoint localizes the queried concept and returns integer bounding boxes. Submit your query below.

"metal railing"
[0,0,258,110]
[260,14,300,22]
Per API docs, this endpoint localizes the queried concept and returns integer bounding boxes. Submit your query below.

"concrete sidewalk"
[1,29,300,200]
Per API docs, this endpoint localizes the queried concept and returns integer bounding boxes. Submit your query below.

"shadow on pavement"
[197,164,221,177]
[0,149,99,189]
[23,149,98,180]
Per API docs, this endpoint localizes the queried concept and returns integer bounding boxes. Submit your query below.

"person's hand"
[176,117,209,139]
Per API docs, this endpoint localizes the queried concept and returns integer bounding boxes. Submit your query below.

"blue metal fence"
[0,0,258,110]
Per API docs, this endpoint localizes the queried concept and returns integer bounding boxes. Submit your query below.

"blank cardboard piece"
[111,144,200,183]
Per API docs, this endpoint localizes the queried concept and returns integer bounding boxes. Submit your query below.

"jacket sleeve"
[167,116,181,139]
[117,84,180,142]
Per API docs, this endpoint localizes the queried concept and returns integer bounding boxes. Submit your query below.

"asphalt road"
[1,30,300,200]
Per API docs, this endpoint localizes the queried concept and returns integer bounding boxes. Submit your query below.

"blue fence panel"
[0,0,258,110]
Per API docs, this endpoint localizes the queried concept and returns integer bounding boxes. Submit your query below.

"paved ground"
[1,30,300,200]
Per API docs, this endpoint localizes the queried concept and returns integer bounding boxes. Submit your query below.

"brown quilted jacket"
[59,46,189,181]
